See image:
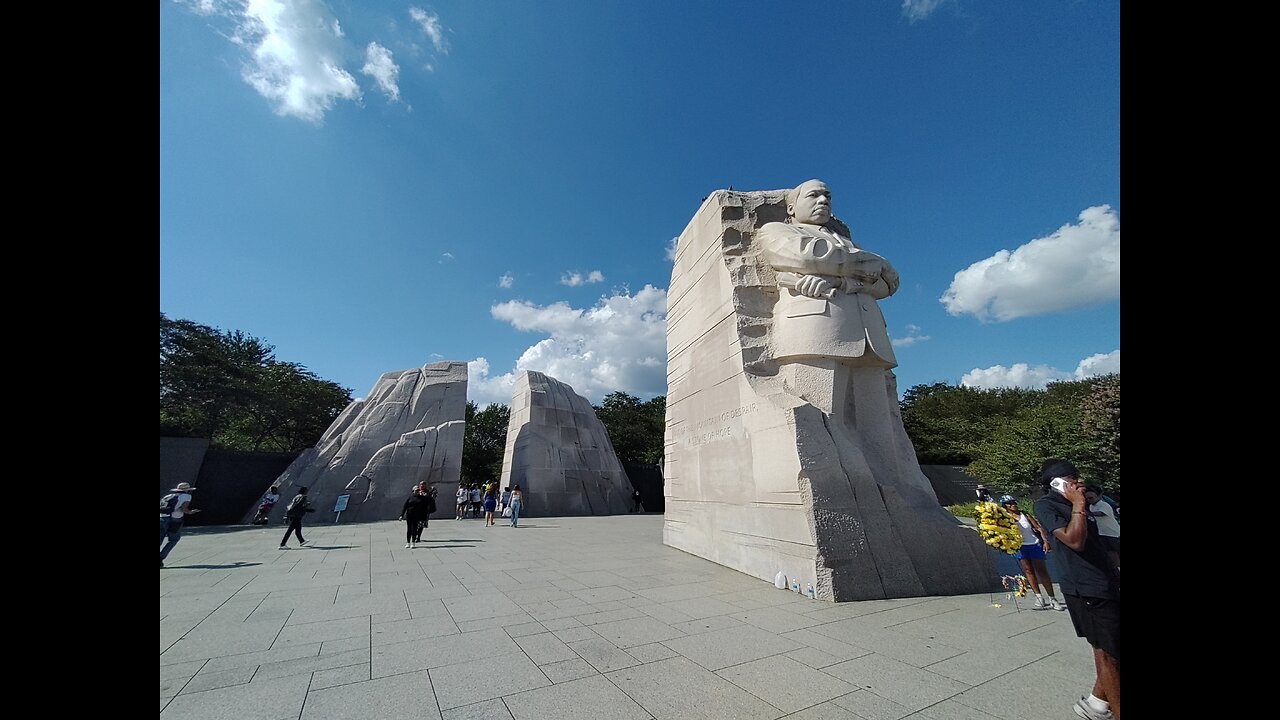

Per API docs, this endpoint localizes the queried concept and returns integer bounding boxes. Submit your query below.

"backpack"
[160,493,181,515]
[285,494,309,518]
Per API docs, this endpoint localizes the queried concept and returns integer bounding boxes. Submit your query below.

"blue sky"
[160,1,1120,406]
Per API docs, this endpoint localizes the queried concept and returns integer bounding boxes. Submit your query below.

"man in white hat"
[160,482,200,568]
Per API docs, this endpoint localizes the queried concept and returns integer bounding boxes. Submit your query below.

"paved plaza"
[161,514,1096,719]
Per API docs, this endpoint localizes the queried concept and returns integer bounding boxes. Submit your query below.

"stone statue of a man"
[759,179,900,369]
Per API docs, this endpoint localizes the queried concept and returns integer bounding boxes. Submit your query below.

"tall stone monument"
[250,361,467,524]
[664,181,994,600]
[499,370,632,515]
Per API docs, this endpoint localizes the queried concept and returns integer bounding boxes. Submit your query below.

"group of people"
[982,461,1121,720]
[397,482,439,548]
[454,483,524,527]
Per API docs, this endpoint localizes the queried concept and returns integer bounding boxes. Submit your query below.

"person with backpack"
[160,482,200,568]
[279,487,314,548]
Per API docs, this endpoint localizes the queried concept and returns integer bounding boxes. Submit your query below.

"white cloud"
[666,236,679,262]
[891,324,931,348]
[469,285,668,405]
[962,349,1120,390]
[498,272,514,289]
[940,205,1120,322]
[902,0,949,22]
[361,42,400,101]
[190,0,364,122]
[1074,349,1120,379]
[409,6,449,54]
[439,252,454,263]
[560,270,605,287]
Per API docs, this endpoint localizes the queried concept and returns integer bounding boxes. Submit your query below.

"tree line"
[160,313,352,452]
[161,315,1118,495]
[901,375,1120,494]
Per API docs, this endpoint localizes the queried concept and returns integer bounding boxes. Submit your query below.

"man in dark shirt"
[1033,459,1120,720]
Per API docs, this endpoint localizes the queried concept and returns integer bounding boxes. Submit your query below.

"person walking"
[280,487,314,548]
[1033,460,1121,720]
[400,486,430,549]
[160,482,200,567]
[508,485,523,528]
[455,484,468,520]
[631,487,643,513]
[998,495,1064,611]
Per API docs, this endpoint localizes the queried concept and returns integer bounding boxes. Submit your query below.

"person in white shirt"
[999,494,1064,611]
[160,482,200,567]
[1085,485,1121,564]
[456,485,468,520]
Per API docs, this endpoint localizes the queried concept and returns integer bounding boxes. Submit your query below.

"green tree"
[900,383,1036,465]
[595,392,666,465]
[1078,374,1120,492]
[219,361,352,452]
[461,401,510,484]
[160,313,351,451]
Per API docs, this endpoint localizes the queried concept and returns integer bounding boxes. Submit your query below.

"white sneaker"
[1072,697,1113,720]
[1050,597,1067,611]
[405,543,412,548]
[1031,597,1049,610]
[410,542,416,549]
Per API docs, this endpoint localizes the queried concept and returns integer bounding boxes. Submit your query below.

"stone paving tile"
[715,654,855,713]
[672,614,747,635]
[441,698,514,720]
[505,675,649,720]
[731,606,823,634]
[161,516,1094,720]
[272,616,367,648]
[301,671,440,720]
[626,642,678,663]
[513,631,578,664]
[830,690,913,720]
[309,663,370,690]
[606,656,780,720]
[200,643,321,673]
[317,635,366,655]
[663,624,801,671]
[255,648,368,681]
[945,661,1085,720]
[822,655,970,712]
[566,637,639,673]
[429,651,550,710]
[502,621,549,638]
[371,615,459,645]
[182,666,257,694]
[539,657,599,683]
[160,672,310,720]
[550,625,599,643]
[372,627,521,677]
[779,628,874,664]
[822,622,966,668]
[783,699,865,719]
[589,616,685,648]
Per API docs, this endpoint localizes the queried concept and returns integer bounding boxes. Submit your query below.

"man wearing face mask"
[1033,459,1121,720]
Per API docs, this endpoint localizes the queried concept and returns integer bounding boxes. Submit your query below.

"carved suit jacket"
[759,221,899,368]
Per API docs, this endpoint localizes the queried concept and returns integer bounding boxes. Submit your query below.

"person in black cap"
[974,484,993,503]
[1032,459,1120,720]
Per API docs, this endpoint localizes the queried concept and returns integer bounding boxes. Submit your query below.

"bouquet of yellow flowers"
[975,501,1022,554]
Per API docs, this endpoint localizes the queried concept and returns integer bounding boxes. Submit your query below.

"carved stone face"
[789,180,832,225]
